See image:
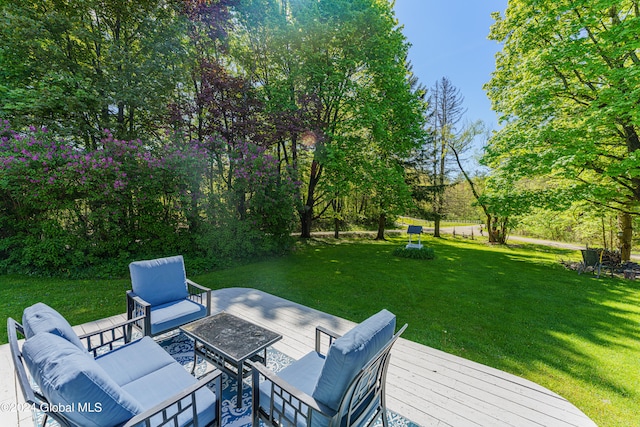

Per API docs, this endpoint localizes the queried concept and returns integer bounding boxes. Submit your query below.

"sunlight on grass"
[1,235,638,427]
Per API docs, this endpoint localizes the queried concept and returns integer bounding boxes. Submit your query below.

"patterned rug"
[160,332,421,427]
[32,332,420,427]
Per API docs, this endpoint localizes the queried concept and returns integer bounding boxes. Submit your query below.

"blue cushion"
[122,362,217,427]
[22,303,86,352]
[129,255,188,306]
[312,309,396,411]
[22,332,143,427]
[259,352,327,427]
[150,299,207,335]
[96,336,176,386]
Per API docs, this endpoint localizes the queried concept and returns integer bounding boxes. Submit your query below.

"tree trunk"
[301,206,313,238]
[487,215,506,244]
[376,213,386,240]
[433,216,441,238]
[618,211,632,261]
[484,216,491,242]
[300,160,322,238]
[332,199,341,239]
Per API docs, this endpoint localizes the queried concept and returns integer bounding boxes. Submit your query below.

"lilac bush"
[0,122,206,275]
[0,120,299,275]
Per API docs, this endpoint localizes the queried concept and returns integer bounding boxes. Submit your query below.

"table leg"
[236,360,244,408]
[191,339,198,375]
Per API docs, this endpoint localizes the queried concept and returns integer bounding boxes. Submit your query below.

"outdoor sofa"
[8,302,221,427]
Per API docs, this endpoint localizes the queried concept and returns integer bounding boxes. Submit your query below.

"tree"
[0,0,189,146]
[485,0,640,260]
[232,0,424,238]
[418,77,465,237]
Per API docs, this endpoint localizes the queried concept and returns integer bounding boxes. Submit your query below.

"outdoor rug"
[32,331,420,427]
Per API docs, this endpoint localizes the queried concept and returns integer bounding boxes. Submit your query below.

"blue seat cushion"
[22,332,143,427]
[312,309,396,411]
[122,362,217,427]
[129,255,188,306]
[259,351,328,427]
[22,302,86,352]
[150,299,207,335]
[96,336,176,386]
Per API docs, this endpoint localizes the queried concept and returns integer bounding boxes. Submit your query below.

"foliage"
[0,0,435,275]
[484,0,640,246]
[230,141,299,250]
[231,0,425,237]
[0,123,206,275]
[0,0,191,145]
[392,245,435,260]
[408,77,469,237]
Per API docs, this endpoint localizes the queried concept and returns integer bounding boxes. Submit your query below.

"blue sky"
[393,0,508,132]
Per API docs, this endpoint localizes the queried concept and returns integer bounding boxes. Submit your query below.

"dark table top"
[180,311,282,362]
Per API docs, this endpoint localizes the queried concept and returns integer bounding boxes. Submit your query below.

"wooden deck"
[1,287,597,427]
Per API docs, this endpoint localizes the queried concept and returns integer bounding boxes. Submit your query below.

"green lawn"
[1,236,638,427]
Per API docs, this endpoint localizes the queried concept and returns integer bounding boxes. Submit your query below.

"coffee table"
[180,312,282,408]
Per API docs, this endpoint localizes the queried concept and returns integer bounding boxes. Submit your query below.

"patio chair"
[577,249,603,278]
[251,309,407,427]
[8,302,222,427]
[127,255,211,336]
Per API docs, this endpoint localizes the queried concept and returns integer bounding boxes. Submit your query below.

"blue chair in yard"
[251,309,407,427]
[8,303,221,427]
[405,225,423,249]
[127,255,211,337]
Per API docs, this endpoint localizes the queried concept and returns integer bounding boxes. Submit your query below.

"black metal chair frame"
[8,316,222,427]
[251,323,407,427]
[127,278,212,337]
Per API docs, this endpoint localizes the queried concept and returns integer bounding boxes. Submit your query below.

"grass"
[1,236,638,427]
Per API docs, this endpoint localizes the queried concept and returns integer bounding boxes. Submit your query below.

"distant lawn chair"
[405,225,423,249]
[578,249,604,278]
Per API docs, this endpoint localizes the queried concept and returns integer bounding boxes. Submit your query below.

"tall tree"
[0,0,189,146]
[421,77,465,237]
[233,0,424,237]
[485,0,640,260]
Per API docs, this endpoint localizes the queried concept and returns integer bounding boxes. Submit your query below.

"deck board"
[1,287,597,427]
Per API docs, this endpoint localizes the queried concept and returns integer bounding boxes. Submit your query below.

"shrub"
[0,123,206,276]
[392,246,435,260]
[0,122,300,277]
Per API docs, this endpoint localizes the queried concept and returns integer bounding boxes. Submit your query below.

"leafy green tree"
[0,0,189,146]
[232,0,424,237]
[485,0,640,259]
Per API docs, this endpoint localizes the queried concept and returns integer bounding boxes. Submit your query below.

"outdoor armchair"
[251,309,407,427]
[127,255,211,336]
[8,302,222,427]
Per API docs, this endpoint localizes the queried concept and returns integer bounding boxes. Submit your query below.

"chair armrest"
[187,279,212,316]
[122,369,223,427]
[251,361,335,427]
[78,315,147,357]
[186,278,210,292]
[315,325,342,354]
[126,290,151,336]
